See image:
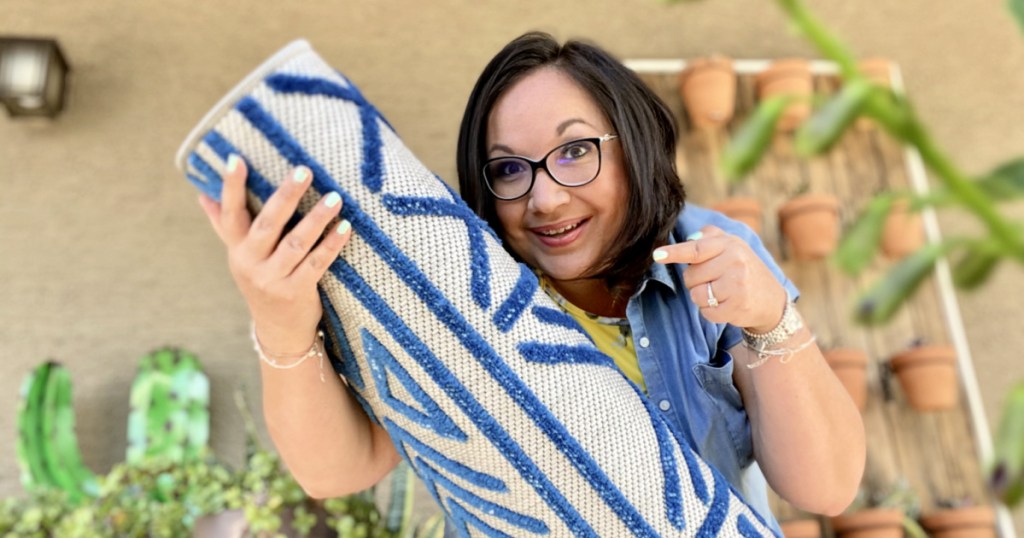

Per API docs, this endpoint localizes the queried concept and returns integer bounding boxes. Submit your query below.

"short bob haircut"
[456,32,686,288]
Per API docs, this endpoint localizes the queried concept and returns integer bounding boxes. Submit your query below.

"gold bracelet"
[250,321,326,382]
[742,334,817,369]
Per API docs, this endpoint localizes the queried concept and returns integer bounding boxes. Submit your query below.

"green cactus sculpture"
[15,362,99,504]
[126,348,210,464]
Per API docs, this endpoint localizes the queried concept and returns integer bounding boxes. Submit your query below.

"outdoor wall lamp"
[0,37,70,118]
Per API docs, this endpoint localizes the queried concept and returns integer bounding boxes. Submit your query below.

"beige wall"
[2,0,1023,523]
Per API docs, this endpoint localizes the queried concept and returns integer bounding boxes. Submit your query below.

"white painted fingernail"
[686,231,703,241]
[226,154,240,173]
[336,219,351,235]
[653,249,668,262]
[292,167,310,183]
[324,192,341,208]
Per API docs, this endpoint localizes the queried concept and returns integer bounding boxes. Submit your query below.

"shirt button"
[638,336,650,348]
[658,400,671,411]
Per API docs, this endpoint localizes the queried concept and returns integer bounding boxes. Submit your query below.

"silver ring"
[706,282,719,308]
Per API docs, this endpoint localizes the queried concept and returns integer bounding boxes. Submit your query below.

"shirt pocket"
[692,351,754,467]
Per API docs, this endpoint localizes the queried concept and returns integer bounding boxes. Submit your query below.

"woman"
[198,31,864,532]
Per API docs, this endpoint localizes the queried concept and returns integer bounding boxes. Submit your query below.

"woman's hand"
[197,155,353,353]
[653,225,787,333]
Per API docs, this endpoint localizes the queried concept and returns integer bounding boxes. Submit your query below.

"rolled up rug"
[175,39,775,537]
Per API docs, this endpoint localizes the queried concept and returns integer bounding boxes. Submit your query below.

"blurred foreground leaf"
[855,242,948,325]
[991,382,1024,506]
[978,157,1024,199]
[952,241,1003,289]
[835,194,894,276]
[1011,0,1024,35]
[795,78,873,156]
[721,96,792,181]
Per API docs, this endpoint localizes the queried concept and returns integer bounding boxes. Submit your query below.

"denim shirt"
[628,204,799,533]
[442,205,795,536]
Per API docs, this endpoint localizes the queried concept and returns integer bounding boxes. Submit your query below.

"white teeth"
[539,222,580,236]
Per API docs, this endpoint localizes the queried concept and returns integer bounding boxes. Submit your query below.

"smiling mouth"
[536,220,584,237]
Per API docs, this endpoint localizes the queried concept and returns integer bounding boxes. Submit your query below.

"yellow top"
[539,276,646,393]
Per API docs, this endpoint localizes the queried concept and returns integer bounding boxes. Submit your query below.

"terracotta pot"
[711,196,763,235]
[920,505,996,538]
[881,198,924,260]
[889,344,958,411]
[855,58,893,130]
[830,508,904,538]
[777,193,841,260]
[755,58,813,132]
[780,517,821,538]
[824,348,869,412]
[679,56,737,130]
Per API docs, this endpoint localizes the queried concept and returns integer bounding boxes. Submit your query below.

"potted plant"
[678,55,737,130]
[824,347,869,412]
[778,191,842,260]
[887,340,959,412]
[919,498,996,538]
[755,58,813,132]
[711,195,764,235]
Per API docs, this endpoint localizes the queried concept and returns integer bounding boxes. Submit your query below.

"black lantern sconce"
[0,37,70,118]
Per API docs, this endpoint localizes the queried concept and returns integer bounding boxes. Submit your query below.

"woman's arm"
[198,155,400,498]
[653,225,865,515]
[729,324,865,516]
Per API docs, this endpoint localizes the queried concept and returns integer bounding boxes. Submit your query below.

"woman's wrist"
[251,319,323,357]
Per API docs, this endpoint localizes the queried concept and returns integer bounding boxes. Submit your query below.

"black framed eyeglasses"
[482,134,619,201]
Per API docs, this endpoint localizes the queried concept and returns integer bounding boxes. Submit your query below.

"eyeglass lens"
[485,138,601,199]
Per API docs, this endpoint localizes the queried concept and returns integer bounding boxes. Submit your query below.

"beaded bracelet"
[741,334,818,369]
[250,321,326,382]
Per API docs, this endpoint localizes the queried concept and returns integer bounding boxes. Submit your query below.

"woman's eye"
[490,160,527,181]
[561,142,591,160]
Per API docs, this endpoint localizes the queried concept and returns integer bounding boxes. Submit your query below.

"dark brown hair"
[456,31,685,287]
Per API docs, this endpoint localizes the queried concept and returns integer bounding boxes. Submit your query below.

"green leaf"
[1011,0,1024,35]
[720,95,792,181]
[855,242,947,325]
[990,382,1024,506]
[977,157,1024,199]
[952,241,1002,289]
[834,194,894,275]
[795,78,873,156]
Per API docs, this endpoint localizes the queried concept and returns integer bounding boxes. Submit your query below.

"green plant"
[6,355,445,537]
[716,0,1024,326]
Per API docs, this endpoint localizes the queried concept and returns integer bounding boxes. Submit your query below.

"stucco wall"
[2,0,1023,526]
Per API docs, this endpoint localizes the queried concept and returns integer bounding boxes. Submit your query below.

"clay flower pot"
[711,196,763,235]
[880,198,924,260]
[920,505,996,538]
[756,58,813,132]
[855,58,892,131]
[889,344,958,412]
[824,348,869,412]
[778,193,841,260]
[780,517,821,538]
[830,508,904,538]
[679,55,737,130]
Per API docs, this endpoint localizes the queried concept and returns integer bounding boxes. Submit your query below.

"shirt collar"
[637,232,679,295]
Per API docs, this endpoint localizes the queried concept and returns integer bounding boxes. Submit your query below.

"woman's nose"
[527,169,570,214]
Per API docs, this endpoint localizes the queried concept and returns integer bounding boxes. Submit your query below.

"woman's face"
[486,67,629,282]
